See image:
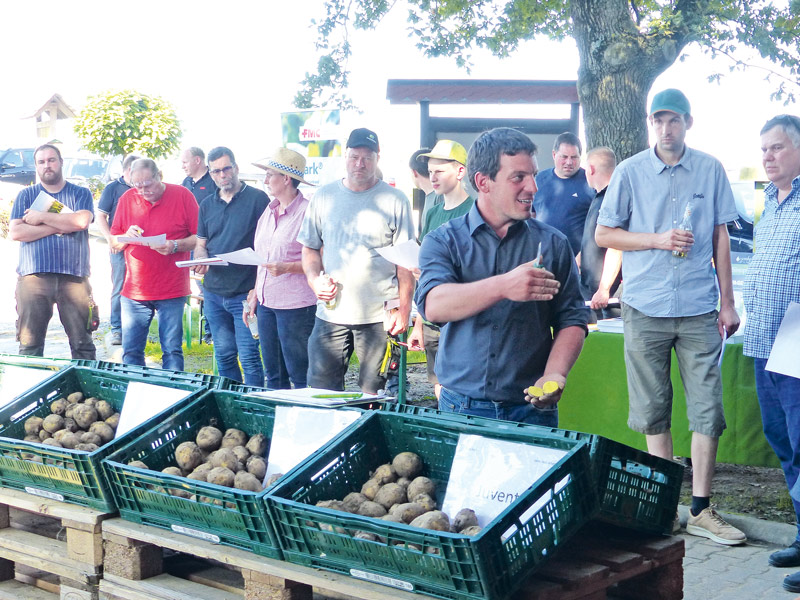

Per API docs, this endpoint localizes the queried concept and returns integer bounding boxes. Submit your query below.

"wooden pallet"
[0,487,114,600]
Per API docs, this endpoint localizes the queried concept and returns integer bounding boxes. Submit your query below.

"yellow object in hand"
[527,386,544,397]
[542,380,561,394]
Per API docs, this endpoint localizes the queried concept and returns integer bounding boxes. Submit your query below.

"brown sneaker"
[686,507,746,546]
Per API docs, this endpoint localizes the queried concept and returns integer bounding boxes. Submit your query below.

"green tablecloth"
[559,331,777,467]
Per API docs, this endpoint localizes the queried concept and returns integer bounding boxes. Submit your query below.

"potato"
[196,426,223,451]
[42,414,65,434]
[246,455,267,480]
[53,429,71,443]
[59,432,80,449]
[72,405,98,430]
[245,433,268,456]
[41,438,62,447]
[412,493,437,512]
[354,531,379,541]
[84,397,98,407]
[128,460,149,469]
[175,442,203,471]
[396,476,411,489]
[169,488,193,499]
[81,431,102,446]
[357,501,387,518]
[452,508,479,533]
[50,399,68,416]
[105,413,120,431]
[192,462,213,476]
[64,404,78,420]
[24,435,40,443]
[410,510,450,532]
[374,482,407,509]
[342,492,368,513]
[206,466,235,487]
[407,476,435,501]
[231,445,250,464]
[264,473,283,487]
[234,471,262,492]
[24,417,43,436]
[221,428,247,449]
[62,417,78,433]
[39,429,50,441]
[162,466,183,477]
[74,443,99,452]
[66,391,84,404]
[371,463,397,485]
[460,525,482,536]
[187,470,207,482]
[392,452,423,479]
[89,422,115,444]
[210,448,238,471]
[388,502,426,523]
[361,479,381,500]
[381,514,406,524]
[95,400,114,420]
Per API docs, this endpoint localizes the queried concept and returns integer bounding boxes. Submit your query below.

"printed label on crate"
[24,487,64,502]
[171,524,221,544]
[350,569,414,591]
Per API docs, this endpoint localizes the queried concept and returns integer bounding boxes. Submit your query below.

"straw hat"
[252,148,313,185]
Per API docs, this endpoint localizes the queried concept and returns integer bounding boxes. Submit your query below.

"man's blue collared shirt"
[743,175,800,359]
[598,147,738,317]
[415,203,589,403]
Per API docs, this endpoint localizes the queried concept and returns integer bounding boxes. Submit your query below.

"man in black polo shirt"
[181,147,217,204]
[193,147,268,385]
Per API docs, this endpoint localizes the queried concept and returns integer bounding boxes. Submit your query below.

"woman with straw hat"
[245,148,316,388]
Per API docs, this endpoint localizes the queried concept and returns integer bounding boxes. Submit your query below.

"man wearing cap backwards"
[534,132,595,257]
[245,149,317,389]
[741,114,800,586]
[193,147,268,386]
[407,140,475,400]
[416,127,588,425]
[596,89,744,545]
[298,128,415,394]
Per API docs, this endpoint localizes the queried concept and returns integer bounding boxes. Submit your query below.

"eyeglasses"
[132,180,157,189]
[210,165,235,176]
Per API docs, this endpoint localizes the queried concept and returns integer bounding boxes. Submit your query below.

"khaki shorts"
[622,303,725,438]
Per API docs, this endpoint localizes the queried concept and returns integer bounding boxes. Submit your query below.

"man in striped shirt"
[9,144,96,359]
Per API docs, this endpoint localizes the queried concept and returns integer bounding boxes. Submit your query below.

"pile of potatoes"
[23,391,119,453]
[127,425,282,496]
[316,451,482,538]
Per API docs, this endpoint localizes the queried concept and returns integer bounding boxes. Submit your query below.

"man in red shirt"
[111,158,198,370]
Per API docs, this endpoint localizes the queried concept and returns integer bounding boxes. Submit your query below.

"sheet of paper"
[117,234,167,247]
[442,433,567,529]
[584,298,620,307]
[248,387,382,406]
[215,248,268,266]
[0,366,57,409]
[115,382,193,438]
[718,327,728,367]
[264,406,360,484]
[30,190,74,214]
[766,302,800,378]
[175,257,229,268]
[376,239,420,270]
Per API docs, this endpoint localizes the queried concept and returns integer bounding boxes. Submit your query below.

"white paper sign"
[115,382,193,438]
[264,406,360,483]
[376,239,420,270]
[0,366,56,409]
[117,234,167,247]
[215,248,268,266]
[30,190,74,214]
[441,433,567,528]
[766,302,800,379]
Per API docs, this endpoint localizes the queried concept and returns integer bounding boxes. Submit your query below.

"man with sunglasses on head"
[110,158,198,371]
[193,147,268,386]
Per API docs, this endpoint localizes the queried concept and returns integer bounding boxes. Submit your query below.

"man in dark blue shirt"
[97,154,139,345]
[181,147,217,204]
[416,128,589,426]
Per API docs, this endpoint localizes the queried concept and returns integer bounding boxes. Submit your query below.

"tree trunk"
[571,0,686,161]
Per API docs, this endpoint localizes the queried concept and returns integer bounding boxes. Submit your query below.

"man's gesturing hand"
[502,263,561,302]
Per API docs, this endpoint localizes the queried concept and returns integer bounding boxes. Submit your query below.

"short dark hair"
[408,148,431,177]
[467,128,536,189]
[122,154,141,170]
[208,146,235,165]
[761,115,800,149]
[34,144,62,163]
[187,147,205,160]
[553,132,582,154]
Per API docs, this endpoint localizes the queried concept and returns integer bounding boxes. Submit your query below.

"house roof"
[30,94,76,119]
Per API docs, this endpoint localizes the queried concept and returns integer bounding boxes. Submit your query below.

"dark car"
[0,148,35,186]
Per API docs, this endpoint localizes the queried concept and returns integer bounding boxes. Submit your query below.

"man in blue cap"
[596,88,745,545]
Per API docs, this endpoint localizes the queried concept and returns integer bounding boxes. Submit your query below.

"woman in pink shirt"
[245,149,317,388]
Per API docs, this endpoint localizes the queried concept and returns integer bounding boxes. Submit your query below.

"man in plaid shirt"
[743,114,800,590]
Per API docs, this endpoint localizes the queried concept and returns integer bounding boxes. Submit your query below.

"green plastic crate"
[0,365,206,510]
[265,410,595,600]
[93,362,228,389]
[225,383,386,409]
[0,353,94,370]
[381,404,683,535]
[102,389,364,557]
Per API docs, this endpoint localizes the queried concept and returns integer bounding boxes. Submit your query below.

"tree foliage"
[74,90,182,159]
[296,0,800,160]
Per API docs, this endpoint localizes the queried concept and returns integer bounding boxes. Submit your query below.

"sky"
[2,0,796,188]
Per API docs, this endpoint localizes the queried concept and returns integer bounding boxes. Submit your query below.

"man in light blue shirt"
[597,89,743,545]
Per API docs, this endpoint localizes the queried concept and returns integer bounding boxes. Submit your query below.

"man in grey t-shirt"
[298,128,415,393]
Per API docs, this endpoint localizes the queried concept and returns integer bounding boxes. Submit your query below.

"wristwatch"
[171,240,179,254]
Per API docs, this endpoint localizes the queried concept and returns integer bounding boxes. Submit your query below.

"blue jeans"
[257,304,315,389]
[754,358,800,541]
[121,296,185,371]
[204,290,263,386]
[439,386,559,427]
[109,251,126,333]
